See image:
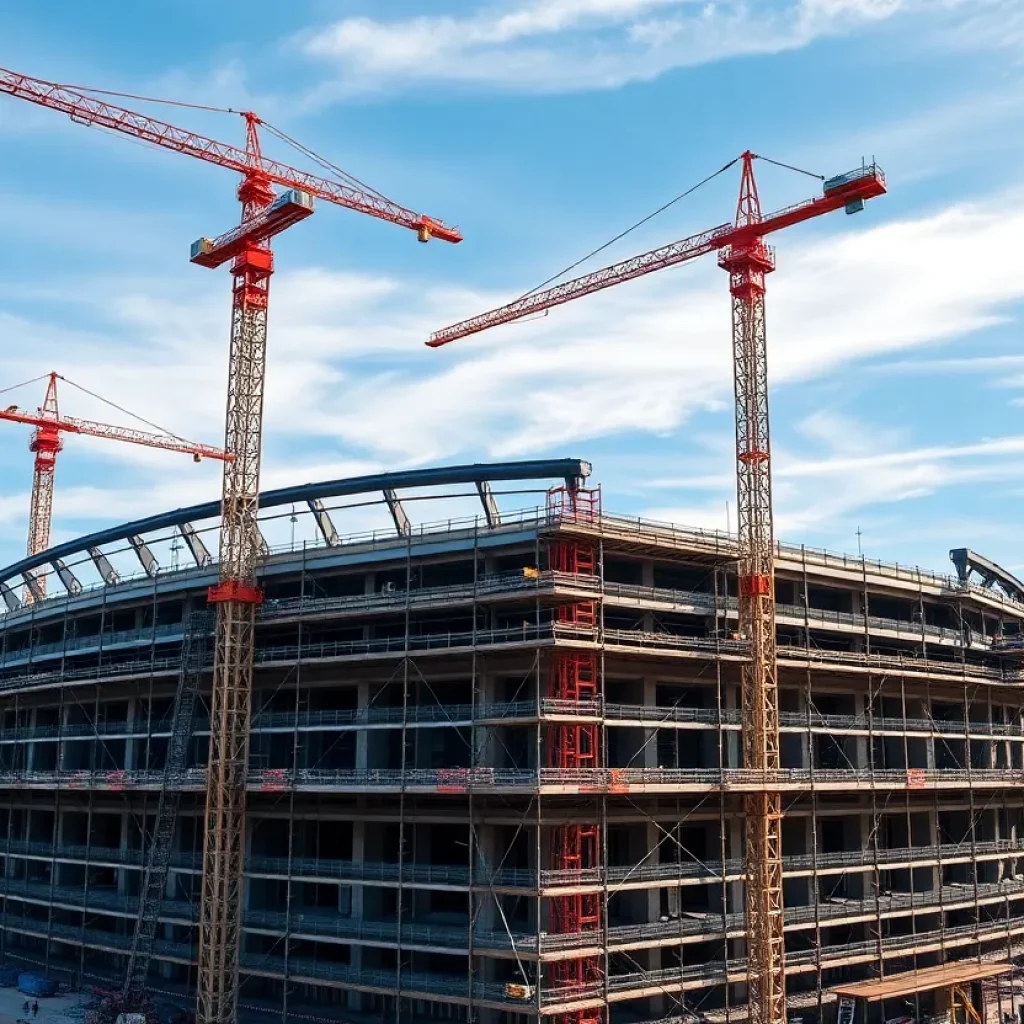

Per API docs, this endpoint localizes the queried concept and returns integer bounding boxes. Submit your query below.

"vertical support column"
[544,486,603,1024]
[197,156,275,1024]
[719,152,785,1024]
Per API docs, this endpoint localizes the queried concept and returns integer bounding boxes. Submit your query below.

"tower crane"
[428,152,885,1024]
[0,66,462,1024]
[0,371,230,598]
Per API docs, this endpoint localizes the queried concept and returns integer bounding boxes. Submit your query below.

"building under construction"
[1,458,1023,1024]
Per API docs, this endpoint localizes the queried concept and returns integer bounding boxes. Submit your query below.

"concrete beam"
[52,558,82,596]
[308,499,340,547]
[476,481,501,528]
[22,572,44,603]
[128,535,158,578]
[383,489,411,539]
[0,582,22,612]
[88,546,120,585]
[179,523,212,568]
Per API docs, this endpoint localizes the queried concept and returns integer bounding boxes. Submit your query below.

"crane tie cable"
[518,156,741,302]
[260,120,395,203]
[753,153,825,181]
[58,81,239,116]
[0,373,51,399]
[57,374,196,445]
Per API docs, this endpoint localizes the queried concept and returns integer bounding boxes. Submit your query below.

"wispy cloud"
[0,182,1021,564]
[648,421,1024,554]
[294,0,971,97]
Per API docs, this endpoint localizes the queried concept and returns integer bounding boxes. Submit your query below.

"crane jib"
[0,66,461,242]
[427,161,885,346]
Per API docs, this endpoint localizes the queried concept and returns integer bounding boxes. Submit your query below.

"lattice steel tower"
[719,152,785,1024]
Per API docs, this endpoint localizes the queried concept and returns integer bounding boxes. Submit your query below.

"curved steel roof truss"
[0,459,591,608]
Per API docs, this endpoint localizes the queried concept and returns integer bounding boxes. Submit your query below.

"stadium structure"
[1,458,1024,1024]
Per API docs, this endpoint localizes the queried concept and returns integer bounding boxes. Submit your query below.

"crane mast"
[197,118,275,1024]
[0,371,231,600]
[427,153,885,1024]
[26,374,61,597]
[720,153,785,1024]
[0,66,460,1023]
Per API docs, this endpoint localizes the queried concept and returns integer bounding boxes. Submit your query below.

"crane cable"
[518,156,741,302]
[59,80,404,207]
[57,80,238,116]
[516,151,827,308]
[260,120,396,205]
[753,153,825,181]
[0,373,51,398]
[57,374,208,448]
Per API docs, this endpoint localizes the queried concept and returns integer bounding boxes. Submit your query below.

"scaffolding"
[0,497,1021,1024]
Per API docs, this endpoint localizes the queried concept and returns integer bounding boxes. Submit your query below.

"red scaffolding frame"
[546,486,603,1023]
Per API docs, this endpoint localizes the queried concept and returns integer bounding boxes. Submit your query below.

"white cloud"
[0,183,1021,567]
[647,428,1024,556]
[295,0,976,96]
[313,188,1024,462]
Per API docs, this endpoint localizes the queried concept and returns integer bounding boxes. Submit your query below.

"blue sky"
[0,0,1023,581]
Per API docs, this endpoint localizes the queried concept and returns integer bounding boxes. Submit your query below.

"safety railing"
[3,699,1022,747]
[0,621,185,669]
[7,501,1024,636]
[0,654,179,698]
[4,905,1024,1006]
[260,569,600,621]
[605,582,970,647]
[3,764,1021,794]
[594,918,1024,1001]
[3,624,1022,709]
[779,643,1016,681]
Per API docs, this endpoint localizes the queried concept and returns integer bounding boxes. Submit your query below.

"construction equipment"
[0,64,461,1024]
[123,611,213,1002]
[0,371,230,599]
[427,152,886,1024]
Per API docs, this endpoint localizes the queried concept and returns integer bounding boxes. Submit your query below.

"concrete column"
[853,694,869,769]
[641,559,655,631]
[724,682,740,769]
[355,682,370,770]
[118,809,130,895]
[26,708,36,771]
[859,812,873,852]
[645,821,661,924]
[58,702,69,770]
[727,815,744,915]
[347,820,366,1006]
[643,676,658,769]
[349,820,364,920]
[927,806,941,891]
[920,697,937,769]
[124,697,136,770]
[477,670,503,769]
[850,588,866,652]
[54,807,65,887]
[474,824,500,931]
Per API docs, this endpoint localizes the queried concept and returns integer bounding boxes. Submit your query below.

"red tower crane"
[0,66,462,1024]
[428,153,885,1024]
[0,371,230,598]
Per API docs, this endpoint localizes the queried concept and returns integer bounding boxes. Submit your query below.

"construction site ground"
[0,987,86,1024]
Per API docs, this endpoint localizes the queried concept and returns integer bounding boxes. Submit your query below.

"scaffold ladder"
[124,610,213,999]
